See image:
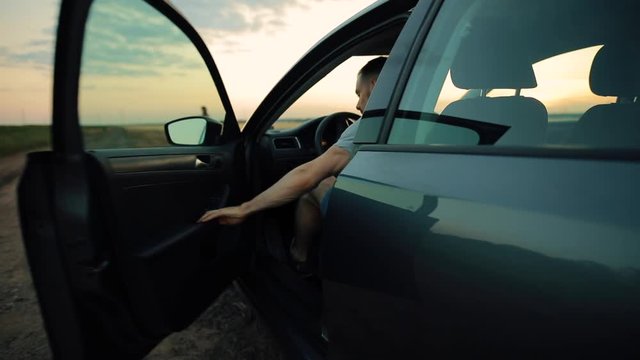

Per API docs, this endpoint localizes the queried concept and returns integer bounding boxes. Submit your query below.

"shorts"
[320,187,332,217]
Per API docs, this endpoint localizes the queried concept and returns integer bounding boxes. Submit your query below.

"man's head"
[356,56,387,114]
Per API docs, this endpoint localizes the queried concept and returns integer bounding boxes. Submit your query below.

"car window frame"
[52,0,240,156]
[241,1,415,145]
[363,0,640,162]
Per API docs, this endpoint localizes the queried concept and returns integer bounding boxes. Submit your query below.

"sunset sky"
[0,0,376,125]
[1,0,614,127]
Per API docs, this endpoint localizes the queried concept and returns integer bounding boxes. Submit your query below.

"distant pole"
[201,106,208,117]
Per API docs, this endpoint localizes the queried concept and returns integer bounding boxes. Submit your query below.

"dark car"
[18,0,640,358]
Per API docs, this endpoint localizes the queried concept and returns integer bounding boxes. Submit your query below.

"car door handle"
[195,155,223,169]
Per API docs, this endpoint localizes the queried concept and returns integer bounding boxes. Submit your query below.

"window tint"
[390,0,639,148]
[79,0,225,149]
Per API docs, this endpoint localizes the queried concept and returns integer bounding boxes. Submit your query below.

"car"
[18,0,640,358]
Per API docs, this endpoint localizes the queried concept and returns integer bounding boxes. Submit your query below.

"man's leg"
[290,176,336,263]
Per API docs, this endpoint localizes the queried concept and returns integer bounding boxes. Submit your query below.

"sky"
[0,0,376,125]
[0,0,614,126]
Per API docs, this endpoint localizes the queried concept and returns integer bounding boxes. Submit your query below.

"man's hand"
[197,205,247,225]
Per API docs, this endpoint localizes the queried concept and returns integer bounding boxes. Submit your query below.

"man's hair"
[358,56,387,80]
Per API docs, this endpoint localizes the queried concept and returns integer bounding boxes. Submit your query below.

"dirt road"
[0,153,283,360]
[0,154,51,359]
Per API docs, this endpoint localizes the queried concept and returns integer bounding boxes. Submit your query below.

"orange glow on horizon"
[435,45,615,117]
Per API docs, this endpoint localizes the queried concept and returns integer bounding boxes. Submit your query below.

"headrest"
[450,22,537,90]
[590,45,640,97]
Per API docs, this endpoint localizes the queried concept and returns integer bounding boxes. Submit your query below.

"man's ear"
[369,76,378,90]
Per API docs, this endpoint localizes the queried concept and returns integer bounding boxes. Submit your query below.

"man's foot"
[292,259,313,276]
[289,238,313,275]
[289,237,308,262]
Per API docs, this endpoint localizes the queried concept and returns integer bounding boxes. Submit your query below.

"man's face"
[355,73,377,114]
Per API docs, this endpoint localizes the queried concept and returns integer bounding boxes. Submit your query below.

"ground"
[0,152,284,360]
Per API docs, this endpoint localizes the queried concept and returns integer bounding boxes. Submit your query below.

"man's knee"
[298,192,320,209]
[319,176,336,188]
[311,176,336,203]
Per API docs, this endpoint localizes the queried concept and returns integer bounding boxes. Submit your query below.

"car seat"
[441,26,548,146]
[570,44,640,147]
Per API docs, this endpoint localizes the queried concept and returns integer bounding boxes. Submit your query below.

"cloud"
[171,0,301,35]
[89,1,187,46]
[0,37,54,70]
[169,0,350,54]
[0,12,56,70]
[10,50,52,66]
[169,0,304,54]
[81,0,204,76]
[2,0,217,77]
[81,63,162,77]
[27,39,52,47]
[1,0,341,74]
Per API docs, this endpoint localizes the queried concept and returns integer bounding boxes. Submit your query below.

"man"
[198,57,386,268]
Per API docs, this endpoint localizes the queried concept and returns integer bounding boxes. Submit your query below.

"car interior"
[235,13,410,347]
[254,25,406,259]
[570,44,640,147]
[387,0,638,151]
[440,21,549,146]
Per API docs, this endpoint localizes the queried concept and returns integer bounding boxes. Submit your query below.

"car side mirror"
[165,116,223,145]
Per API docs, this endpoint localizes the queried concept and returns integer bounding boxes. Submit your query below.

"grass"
[270,119,307,131]
[82,124,168,149]
[0,126,51,157]
[0,125,170,156]
[0,119,308,157]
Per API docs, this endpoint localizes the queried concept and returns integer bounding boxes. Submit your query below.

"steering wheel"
[314,112,360,154]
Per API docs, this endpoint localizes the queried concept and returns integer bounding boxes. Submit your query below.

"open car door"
[17,0,250,358]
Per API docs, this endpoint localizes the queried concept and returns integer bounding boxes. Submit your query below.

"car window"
[270,56,378,132]
[389,0,639,149]
[79,0,225,149]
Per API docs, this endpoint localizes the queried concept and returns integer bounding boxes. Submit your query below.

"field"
[0,119,309,156]
[0,126,51,157]
[0,124,169,156]
[82,124,168,148]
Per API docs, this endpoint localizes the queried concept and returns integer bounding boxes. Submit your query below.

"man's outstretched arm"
[197,145,351,225]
